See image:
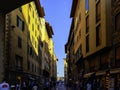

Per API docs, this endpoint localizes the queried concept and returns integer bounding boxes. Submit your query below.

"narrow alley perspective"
[0,0,120,90]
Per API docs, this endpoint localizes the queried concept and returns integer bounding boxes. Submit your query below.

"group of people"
[0,81,10,90]
[67,79,100,90]
[86,80,100,90]
[0,80,39,90]
[43,81,56,90]
[15,81,38,90]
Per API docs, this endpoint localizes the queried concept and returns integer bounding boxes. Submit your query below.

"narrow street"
[0,0,120,90]
[56,84,66,90]
[50,83,66,90]
[51,83,72,90]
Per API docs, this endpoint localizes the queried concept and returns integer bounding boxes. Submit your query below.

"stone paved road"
[51,83,73,90]
[56,84,66,90]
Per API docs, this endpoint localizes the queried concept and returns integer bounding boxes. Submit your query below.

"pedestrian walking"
[73,81,78,90]
[93,79,100,90]
[86,81,92,90]
[32,82,38,90]
[29,81,34,90]
[16,83,21,90]
[79,81,83,90]
[44,81,50,90]
[53,81,56,89]
[22,82,27,90]
[0,80,10,90]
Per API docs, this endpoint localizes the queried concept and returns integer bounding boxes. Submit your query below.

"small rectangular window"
[96,0,101,22]
[16,55,23,71]
[86,35,89,52]
[32,24,34,31]
[32,64,34,72]
[22,21,24,31]
[33,11,34,18]
[35,41,37,48]
[115,12,120,31]
[30,47,32,55]
[27,60,30,70]
[28,15,30,24]
[18,36,22,48]
[38,25,39,30]
[16,16,24,31]
[96,24,101,46]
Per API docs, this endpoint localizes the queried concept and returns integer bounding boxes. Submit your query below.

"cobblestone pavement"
[51,84,73,90]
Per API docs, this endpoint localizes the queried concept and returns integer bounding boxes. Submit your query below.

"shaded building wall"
[0,13,5,82]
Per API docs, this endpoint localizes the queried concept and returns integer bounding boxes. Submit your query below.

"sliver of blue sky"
[40,0,72,77]
[86,0,89,11]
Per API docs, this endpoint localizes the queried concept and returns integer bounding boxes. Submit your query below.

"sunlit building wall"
[39,20,54,82]
[49,39,55,78]
[21,1,44,77]
[22,2,42,55]
[48,39,53,63]
[64,58,68,85]
[65,21,74,84]
[5,0,45,84]
[53,54,57,80]
[46,23,55,81]
[4,0,57,85]
[40,19,50,72]
[48,39,57,81]
[55,55,57,79]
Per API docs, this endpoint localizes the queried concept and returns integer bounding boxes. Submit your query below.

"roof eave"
[46,22,54,38]
[35,0,45,17]
[70,0,78,17]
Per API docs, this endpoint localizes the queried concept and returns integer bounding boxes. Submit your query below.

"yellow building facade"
[66,0,120,89]
[64,58,68,85]
[5,1,44,84]
[4,0,57,86]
